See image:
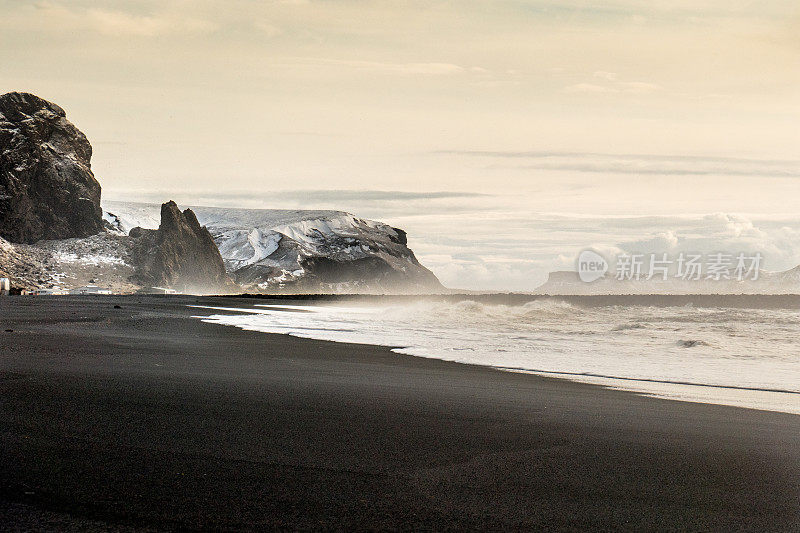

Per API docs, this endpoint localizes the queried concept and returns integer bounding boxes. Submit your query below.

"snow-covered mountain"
[103,201,442,293]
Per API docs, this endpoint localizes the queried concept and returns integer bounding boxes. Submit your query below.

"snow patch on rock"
[52,251,127,266]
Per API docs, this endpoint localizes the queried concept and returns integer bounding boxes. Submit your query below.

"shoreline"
[1,295,798,530]
[195,299,800,416]
[196,303,800,415]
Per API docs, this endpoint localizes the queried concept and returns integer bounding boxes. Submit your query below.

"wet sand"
[0,295,798,530]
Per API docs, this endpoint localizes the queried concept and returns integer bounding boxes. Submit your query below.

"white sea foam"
[191,299,800,415]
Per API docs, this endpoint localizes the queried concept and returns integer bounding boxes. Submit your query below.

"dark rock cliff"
[0,92,103,244]
[296,255,441,292]
[131,201,233,293]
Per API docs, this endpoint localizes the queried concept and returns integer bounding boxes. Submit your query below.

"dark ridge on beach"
[0,295,798,530]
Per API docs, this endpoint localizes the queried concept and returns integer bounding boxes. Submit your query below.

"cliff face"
[131,201,232,293]
[191,207,443,293]
[0,92,103,244]
[106,202,444,294]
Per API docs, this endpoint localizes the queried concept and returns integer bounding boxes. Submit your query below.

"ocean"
[192,295,800,415]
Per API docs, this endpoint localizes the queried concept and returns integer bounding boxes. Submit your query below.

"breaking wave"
[612,323,646,331]
[381,299,582,329]
[677,339,713,348]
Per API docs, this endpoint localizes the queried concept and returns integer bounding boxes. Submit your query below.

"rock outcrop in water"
[0,92,103,244]
[131,201,233,293]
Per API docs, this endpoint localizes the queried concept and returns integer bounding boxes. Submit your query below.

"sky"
[2,0,799,290]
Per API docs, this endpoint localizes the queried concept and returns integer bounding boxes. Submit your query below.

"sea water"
[191,298,800,415]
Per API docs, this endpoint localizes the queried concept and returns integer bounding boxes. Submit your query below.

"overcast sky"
[3,0,799,289]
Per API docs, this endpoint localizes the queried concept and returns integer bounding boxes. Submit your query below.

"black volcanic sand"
[0,296,798,531]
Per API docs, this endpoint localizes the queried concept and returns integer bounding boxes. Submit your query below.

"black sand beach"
[0,295,798,530]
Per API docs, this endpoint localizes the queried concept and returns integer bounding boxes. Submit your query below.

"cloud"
[86,8,216,36]
[253,21,283,37]
[414,211,800,290]
[564,83,618,93]
[32,2,216,37]
[268,190,490,201]
[620,230,680,253]
[288,58,479,76]
[593,71,619,81]
[437,150,800,178]
[108,189,489,204]
[103,189,496,221]
[618,81,661,94]
[565,73,662,95]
